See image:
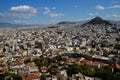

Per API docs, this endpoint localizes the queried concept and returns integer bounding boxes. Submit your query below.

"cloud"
[89,13,98,16]
[42,7,63,18]
[51,20,60,23]
[105,14,120,20]
[106,14,120,18]
[108,5,120,9]
[51,7,56,10]
[0,5,37,19]
[89,13,95,16]
[89,13,94,16]
[49,13,63,17]
[111,0,119,4]
[95,5,105,10]
[14,20,28,24]
[0,12,35,18]
[43,7,51,14]
[10,5,37,13]
[42,6,56,11]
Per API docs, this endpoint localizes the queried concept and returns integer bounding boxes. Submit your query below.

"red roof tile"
[23,73,40,80]
[1,67,9,73]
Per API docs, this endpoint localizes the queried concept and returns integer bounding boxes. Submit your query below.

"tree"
[40,74,46,80]
[103,50,110,57]
[55,56,66,62]
[24,58,31,64]
[114,44,120,50]
[95,66,113,80]
[50,65,59,75]
[11,74,22,80]
[83,68,95,77]
[67,64,114,80]
[33,57,48,67]
[67,64,83,76]
[33,58,41,66]
[0,72,11,80]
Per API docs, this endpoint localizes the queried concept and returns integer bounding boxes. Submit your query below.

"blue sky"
[0,0,120,24]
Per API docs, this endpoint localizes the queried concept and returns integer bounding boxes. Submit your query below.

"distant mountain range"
[57,17,116,26]
[0,22,13,27]
[57,21,78,25]
[57,20,88,25]
[0,22,42,28]
[0,17,120,28]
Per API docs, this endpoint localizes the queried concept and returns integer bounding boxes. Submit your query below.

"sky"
[0,0,120,24]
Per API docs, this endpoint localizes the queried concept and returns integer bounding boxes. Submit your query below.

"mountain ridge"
[83,17,112,25]
[0,17,120,28]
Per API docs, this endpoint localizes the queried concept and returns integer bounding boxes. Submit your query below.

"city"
[0,0,120,80]
[0,17,120,80]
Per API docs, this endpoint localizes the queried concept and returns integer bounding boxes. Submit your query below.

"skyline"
[0,0,120,24]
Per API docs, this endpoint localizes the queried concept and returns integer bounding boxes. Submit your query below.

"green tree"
[95,66,113,80]
[0,72,11,80]
[114,44,120,50]
[83,68,95,77]
[50,65,59,75]
[40,74,46,80]
[103,50,110,57]
[67,64,83,76]
[11,74,22,80]
[33,58,41,66]
[24,58,31,64]
[54,56,66,62]
[33,57,48,67]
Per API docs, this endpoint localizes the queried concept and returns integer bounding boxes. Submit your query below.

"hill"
[83,17,112,25]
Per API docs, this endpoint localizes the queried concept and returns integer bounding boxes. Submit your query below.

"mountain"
[57,21,77,25]
[83,17,112,25]
[0,22,41,28]
[57,17,114,26]
[0,22,14,27]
